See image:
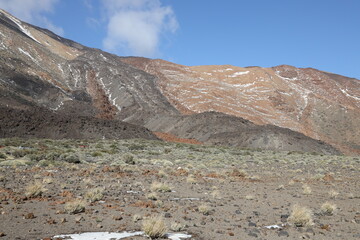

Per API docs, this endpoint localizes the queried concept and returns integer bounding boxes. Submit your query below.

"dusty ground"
[0,138,359,239]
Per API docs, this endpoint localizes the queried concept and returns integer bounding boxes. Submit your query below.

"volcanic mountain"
[1,9,358,155]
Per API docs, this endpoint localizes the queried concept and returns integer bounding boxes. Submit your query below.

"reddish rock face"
[121,58,360,154]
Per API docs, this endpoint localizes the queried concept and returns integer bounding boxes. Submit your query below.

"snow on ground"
[1,10,40,44]
[53,231,191,240]
[227,71,249,77]
[18,48,38,63]
[340,88,360,101]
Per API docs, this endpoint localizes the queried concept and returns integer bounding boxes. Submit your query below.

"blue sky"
[1,0,359,79]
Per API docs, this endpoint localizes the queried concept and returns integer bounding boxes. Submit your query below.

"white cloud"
[0,0,64,36]
[102,0,178,57]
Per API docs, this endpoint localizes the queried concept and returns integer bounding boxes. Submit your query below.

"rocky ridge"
[121,58,360,154]
[0,9,349,154]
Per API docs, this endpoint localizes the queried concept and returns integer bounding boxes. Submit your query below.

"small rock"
[46,218,56,224]
[0,232,6,237]
[164,212,171,218]
[113,216,123,221]
[96,224,103,228]
[280,214,289,223]
[235,210,242,214]
[248,222,257,227]
[24,213,35,219]
[75,216,84,222]
[247,231,258,237]
[60,218,67,223]
[278,230,289,237]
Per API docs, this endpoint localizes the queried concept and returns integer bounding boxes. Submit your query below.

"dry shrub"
[198,204,211,215]
[288,204,314,227]
[321,202,337,215]
[150,182,172,193]
[142,215,167,239]
[25,181,46,198]
[302,184,312,195]
[64,199,86,214]
[84,188,103,203]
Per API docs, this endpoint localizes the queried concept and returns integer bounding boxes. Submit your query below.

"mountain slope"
[0,9,345,154]
[121,58,360,154]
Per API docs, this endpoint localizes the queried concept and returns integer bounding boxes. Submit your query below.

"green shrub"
[91,152,102,157]
[123,154,135,165]
[0,152,6,159]
[61,153,80,164]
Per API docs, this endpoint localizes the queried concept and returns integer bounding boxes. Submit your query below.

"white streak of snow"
[227,71,249,77]
[18,48,37,63]
[2,10,40,44]
[340,88,360,101]
[53,231,192,240]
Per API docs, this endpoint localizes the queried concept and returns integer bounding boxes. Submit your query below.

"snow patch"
[51,101,64,111]
[58,64,64,75]
[2,10,40,44]
[53,231,191,240]
[264,224,285,229]
[18,48,38,63]
[227,71,249,77]
[54,231,143,240]
[340,88,360,101]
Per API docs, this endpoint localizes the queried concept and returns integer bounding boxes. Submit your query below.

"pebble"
[24,212,35,219]
[248,222,257,227]
[278,230,289,237]
[247,231,258,237]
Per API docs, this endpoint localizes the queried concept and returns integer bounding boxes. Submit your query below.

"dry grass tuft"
[198,204,211,215]
[170,222,185,232]
[25,181,47,198]
[142,215,168,239]
[147,192,158,201]
[186,175,196,184]
[288,204,314,227]
[321,202,337,215]
[328,189,339,199]
[84,188,103,203]
[64,199,86,214]
[133,214,142,223]
[150,182,172,193]
[302,184,312,195]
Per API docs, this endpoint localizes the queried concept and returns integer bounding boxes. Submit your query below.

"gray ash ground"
[0,138,359,239]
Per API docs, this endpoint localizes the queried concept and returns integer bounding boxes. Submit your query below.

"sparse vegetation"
[25,181,46,198]
[84,188,103,203]
[142,216,167,239]
[133,214,142,223]
[198,204,211,215]
[170,222,185,232]
[147,192,158,201]
[64,199,86,214]
[302,184,312,195]
[321,202,337,215]
[0,138,359,239]
[328,189,339,199]
[288,204,314,227]
[150,182,172,193]
[0,152,6,159]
